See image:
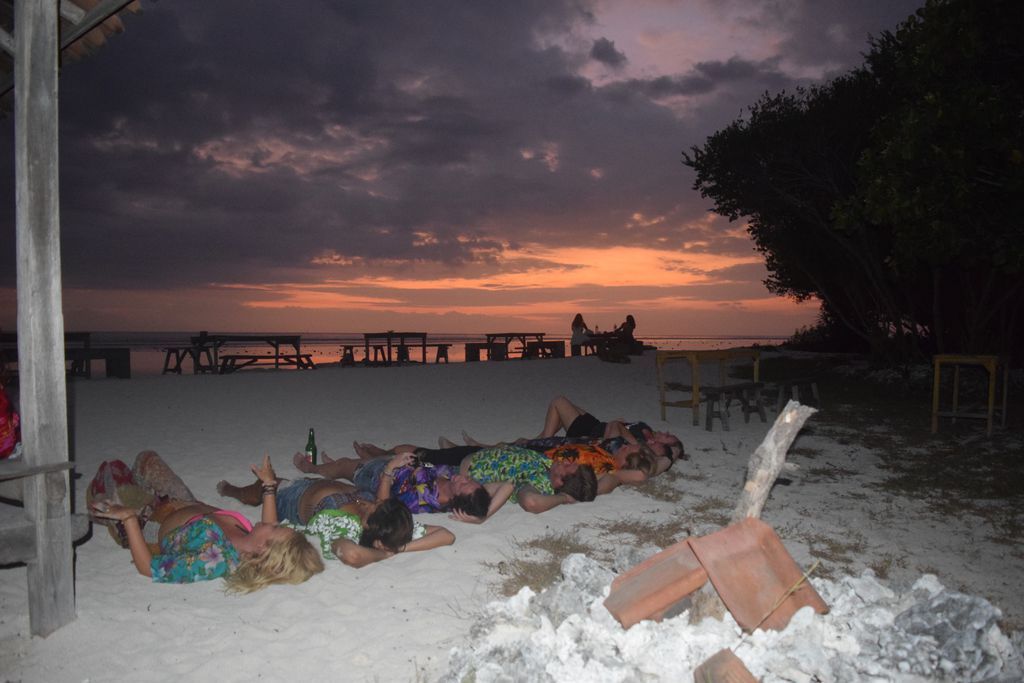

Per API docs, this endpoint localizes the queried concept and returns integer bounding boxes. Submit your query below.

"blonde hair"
[224,529,324,594]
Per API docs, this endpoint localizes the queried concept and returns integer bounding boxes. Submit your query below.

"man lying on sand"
[292,451,496,521]
[294,447,598,522]
[355,439,657,496]
[531,395,685,465]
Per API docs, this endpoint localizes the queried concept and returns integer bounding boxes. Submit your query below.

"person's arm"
[332,525,456,567]
[376,452,416,502]
[404,524,455,551]
[332,539,393,568]
[596,470,648,496]
[251,455,279,525]
[90,503,153,577]
[516,485,576,514]
[449,481,514,524]
[603,420,636,443]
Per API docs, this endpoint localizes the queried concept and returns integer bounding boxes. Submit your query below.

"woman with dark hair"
[570,313,594,355]
[614,314,636,340]
[217,473,454,568]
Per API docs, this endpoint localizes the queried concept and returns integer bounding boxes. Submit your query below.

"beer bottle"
[305,428,318,465]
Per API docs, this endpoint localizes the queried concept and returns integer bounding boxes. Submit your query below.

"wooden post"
[689,400,817,625]
[15,0,76,636]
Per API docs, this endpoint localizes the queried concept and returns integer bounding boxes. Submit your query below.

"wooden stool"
[340,345,356,366]
[433,344,450,363]
[931,354,1008,436]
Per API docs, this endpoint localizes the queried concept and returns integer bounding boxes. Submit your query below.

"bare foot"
[461,430,485,447]
[293,451,317,473]
[438,436,457,449]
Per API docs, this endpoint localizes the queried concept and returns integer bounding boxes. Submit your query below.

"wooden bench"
[465,342,506,362]
[65,348,132,379]
[698,382,766,431]
[219,353,316,374]
[525,340,566,359]
[427,343,451,363]
[656,349,763,428]
[768,377,822,412]
[162,346,216,374]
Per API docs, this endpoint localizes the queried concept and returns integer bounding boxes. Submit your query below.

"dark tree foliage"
[684,0,1024,361]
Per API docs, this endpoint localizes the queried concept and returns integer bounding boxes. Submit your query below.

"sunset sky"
[0,0,922,335]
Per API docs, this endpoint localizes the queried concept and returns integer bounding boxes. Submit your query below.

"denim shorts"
[352,457,389,495]
[275,478,318,524]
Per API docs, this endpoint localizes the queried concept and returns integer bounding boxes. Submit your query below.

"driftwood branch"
[689,400,817,625]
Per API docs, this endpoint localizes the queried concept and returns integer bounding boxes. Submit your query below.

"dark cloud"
[590,37,627,68]
[0,0,919,301]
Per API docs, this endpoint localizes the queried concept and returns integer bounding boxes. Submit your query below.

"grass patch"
[805,531,868,579]
[484,529,599,597]
[633,469,684,502]
[595,517,692,549]
[868,553,907,580]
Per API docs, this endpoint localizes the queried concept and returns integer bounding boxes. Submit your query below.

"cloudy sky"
[0,0,922,335]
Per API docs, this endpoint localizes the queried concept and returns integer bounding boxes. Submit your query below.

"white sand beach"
[1,352,1021,681]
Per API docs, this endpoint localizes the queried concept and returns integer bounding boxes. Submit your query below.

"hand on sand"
[89,500,138,522]
[448,510,485,524]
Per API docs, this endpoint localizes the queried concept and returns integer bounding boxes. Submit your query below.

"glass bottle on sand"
[304,428,318,465]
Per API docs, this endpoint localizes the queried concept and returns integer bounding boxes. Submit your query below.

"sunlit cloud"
[192,127,388,177]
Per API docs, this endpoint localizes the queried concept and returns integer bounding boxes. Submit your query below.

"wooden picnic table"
[363,331,427,366]
[484,332,546,359]
[185,333,310,374]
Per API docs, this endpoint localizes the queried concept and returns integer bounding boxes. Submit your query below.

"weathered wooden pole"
[15,0,76,636]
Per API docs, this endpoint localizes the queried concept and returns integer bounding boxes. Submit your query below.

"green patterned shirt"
[467,445,553,502]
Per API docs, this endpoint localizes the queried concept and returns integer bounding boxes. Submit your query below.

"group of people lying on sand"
[88,396,685,593]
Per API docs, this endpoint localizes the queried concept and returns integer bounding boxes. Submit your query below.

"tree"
[685,0,1024,360]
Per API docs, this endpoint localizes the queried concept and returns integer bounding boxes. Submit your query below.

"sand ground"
[0,351,1020,681]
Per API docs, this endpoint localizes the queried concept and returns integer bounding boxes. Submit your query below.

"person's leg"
[132,450,196,502]
[461,431,493,447]
[217,477,263,506]
[353,441,390,458]
[537,396,584,438]
[416,445,482,468]
[293,452,363,479]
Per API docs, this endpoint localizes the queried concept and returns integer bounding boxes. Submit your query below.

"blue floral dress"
[150,518,240,583]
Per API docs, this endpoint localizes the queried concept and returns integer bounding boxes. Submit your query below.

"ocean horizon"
[60,331,789,376]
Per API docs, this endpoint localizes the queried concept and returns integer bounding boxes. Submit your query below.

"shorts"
[352,457,390,495]
[275,478,319,524]
[567,412,605,439]
[416,445,480,467]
